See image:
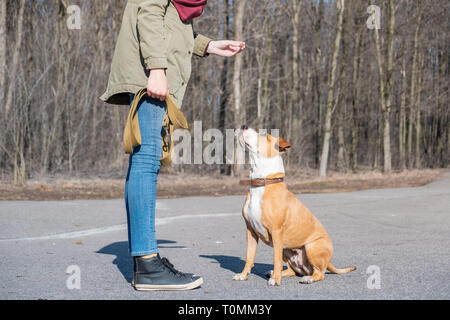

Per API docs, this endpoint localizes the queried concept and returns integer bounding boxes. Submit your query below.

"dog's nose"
[241,125,248,130]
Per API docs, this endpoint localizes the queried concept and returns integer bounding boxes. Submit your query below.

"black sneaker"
[132,254,203,291]
[160,257,197,278]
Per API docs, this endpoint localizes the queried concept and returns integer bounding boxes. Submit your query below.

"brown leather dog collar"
[239,177,284,187]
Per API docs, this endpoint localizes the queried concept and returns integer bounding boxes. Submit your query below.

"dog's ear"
[276,137,291,152]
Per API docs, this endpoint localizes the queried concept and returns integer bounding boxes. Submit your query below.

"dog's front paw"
[268,275,281,286]
[233,272,249,281]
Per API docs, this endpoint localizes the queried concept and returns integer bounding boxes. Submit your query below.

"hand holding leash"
[147,68,169,101]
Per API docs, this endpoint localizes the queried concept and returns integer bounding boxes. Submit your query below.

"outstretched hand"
[206,40,245,57]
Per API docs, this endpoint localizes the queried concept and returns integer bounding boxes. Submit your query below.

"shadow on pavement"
[97,240,185,283]
[200,255,273,280]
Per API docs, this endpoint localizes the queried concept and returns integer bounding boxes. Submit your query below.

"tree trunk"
[232,0,245,176]
[258,1,274,130]
[219,0,230,175]
[312,0,324,168]
[112,1,127,170]
[4,0,26,117]
[8,0,26,185]
[399,55,407,170]
[288,0,301,145]
[415,51,424,168]
[336,86,346,171]
[0,0,6,102]
[383,0,395,173]
[319,0,344,177]
[408,0,422,168]
[351,27,362,172]
[437,29,449,167]
[372,0,395,173]
[90,1,108,166]
[337,5,349,172]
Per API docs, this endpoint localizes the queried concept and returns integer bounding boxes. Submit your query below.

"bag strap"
[123,89,147,154]
[123,89,188,154]
[166,95,188,129]
[133,90,188,129]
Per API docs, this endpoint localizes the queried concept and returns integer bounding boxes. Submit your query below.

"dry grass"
[0,169,443,201]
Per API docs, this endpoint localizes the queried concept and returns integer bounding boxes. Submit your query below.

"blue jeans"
[124,95,166,256]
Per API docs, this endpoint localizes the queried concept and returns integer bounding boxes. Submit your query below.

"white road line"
[0,212,240,242]
[155,202,169,211]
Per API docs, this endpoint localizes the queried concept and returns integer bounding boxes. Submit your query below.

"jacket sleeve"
[193,31,212,57]
[137,0,170,70]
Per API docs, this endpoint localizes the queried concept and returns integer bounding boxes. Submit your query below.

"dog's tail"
[327,263,356,274]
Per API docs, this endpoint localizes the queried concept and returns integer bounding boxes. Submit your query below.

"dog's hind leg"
[265,256,297,279]
[282,263,297,278]
[299,269,325,284]
[300,238,333,284]
[265,267,296,279]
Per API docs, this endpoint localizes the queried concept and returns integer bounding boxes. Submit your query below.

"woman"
[101,0,245,291]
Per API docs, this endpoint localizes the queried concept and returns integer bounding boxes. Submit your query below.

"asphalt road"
[1,172,449,300]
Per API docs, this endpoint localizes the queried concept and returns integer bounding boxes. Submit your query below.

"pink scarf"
[172,0,207,22]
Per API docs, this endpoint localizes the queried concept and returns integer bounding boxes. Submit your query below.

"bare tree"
[0,0,448,182]
[349,1,365,172]
[219,0,231,175]
[372,0,395,173]
[0,0,5,102]
[4,0,26,117]
[232,0,245,176]
[399,53,407,170]
[408,0,423,168]
[312,0,324,168]
[319,0,345,177]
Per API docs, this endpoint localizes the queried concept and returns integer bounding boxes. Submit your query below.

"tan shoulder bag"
[123,88,188,166]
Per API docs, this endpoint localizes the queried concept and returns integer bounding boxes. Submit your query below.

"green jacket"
[100,0,211,107]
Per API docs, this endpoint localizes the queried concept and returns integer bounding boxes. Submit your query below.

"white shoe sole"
[133,277,203,291]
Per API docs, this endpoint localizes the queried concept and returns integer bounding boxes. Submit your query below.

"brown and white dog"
[233,126,356,286]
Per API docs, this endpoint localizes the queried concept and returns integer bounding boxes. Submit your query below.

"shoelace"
[160,257,183,277]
